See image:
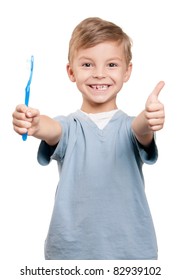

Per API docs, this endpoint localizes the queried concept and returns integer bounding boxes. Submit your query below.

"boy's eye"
[82,63,91,67]
[108,63,117,67]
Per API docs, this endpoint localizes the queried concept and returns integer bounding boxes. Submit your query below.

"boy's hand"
[12,104,40,136]
[145,81,165,132]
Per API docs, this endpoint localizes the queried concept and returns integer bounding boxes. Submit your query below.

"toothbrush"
[22,56,34,141]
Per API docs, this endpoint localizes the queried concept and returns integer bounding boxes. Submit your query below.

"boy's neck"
[80,103,118,114]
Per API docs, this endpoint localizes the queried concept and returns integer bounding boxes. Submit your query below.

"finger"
[25,107,40,118]
[13,104,30,121]
[145,110,165,120]
[147,118,165,131]
[13,118,29,134]
[148,124,164,132]
[13,125,28,135]
[12,110,29,121]
[15,104,39,117]
[27,116,40,136]
[16,104,28,113]
[152,81,165,98]
[146,101,164,113]
[13,117,32,132]
[147,81,165,104]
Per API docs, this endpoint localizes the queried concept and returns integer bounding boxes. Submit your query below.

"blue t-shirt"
[38,110,158,260]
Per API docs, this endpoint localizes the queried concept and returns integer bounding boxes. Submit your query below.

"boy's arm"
[12,104,62,146]
[131,81,165,147]
[32,114,62,146]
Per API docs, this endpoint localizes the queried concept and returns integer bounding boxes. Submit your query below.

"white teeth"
[91,85,108,90]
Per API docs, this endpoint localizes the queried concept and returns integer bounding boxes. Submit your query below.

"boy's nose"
[92,67,106,79]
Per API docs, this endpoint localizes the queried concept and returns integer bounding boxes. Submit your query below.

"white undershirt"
[80,109,119,130]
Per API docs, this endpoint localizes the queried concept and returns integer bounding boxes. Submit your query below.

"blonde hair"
[68,17,132,66]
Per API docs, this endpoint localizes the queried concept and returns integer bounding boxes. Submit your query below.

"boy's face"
[67,41,132,113]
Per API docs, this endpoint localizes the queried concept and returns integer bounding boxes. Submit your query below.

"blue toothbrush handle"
[22,56,34,141]
[22,133,28,141]
[22,85,30,141]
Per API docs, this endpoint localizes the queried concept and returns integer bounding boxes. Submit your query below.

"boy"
[12,17,165,260]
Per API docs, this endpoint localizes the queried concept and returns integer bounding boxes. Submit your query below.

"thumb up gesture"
[145,81,165,132]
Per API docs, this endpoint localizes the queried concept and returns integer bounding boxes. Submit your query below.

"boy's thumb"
[26,110,32,117]
[147,81,165,104]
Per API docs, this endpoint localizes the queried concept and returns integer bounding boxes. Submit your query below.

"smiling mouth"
[89,85,110,90]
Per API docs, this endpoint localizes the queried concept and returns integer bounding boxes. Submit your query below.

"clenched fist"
[145,81,165,132]
[12,104,40,136]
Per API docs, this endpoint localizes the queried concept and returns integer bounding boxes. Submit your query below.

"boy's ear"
[66,64,76,82]
[123,62,132,82]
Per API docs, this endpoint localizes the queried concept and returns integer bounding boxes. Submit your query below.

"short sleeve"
[37,141,57,166]
[37,116,69,166]
[125,116,158,165]
[132,132,158,164]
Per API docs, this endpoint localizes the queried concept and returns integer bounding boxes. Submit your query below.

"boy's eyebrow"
[77,56,93,61]
[77,56,124,62]
[107,57,124,62]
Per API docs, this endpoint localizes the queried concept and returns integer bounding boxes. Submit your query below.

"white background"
[0,0,180,279]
